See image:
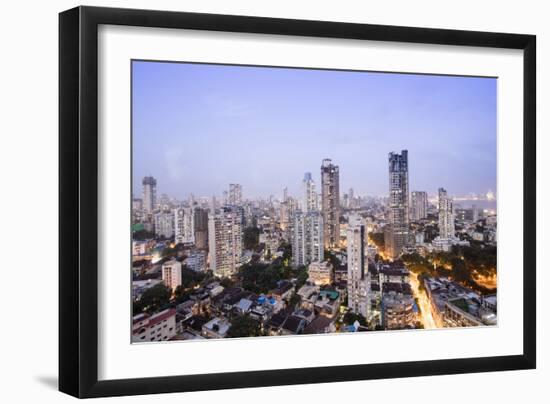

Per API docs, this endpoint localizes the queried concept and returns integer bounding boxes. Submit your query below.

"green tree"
[295,266,309,289]
[243,227,260,250]
[369,232,385,249]
[135,283,171,314]
[238,262,284,294]
[288,292,301,309]
[173,285,190,304]
[325,250,342,268]
[228,316,261,338]
[132,229,156,241]
[343,311,367,326]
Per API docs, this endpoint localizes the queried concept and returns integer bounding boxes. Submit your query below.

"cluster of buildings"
[131,150,497,341]
[424,277,497,328]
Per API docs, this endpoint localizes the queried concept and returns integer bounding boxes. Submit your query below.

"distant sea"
[454,199,497,211]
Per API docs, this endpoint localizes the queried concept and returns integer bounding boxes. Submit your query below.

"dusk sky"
[132,60,496,200]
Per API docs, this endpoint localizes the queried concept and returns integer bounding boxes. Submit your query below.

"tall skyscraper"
[321,159,340,249]
[162,259,182,291]
[302,172,317,212]
[385,150,409,259]
[291,210,324,268]
[347,214,370,318]
[228,184,243,206]
[411,191,428,221]
[438,188,455,239]
[142,176,157,214]
[174,207,195,244]
[208,207,243,277]
[193,207,209,250]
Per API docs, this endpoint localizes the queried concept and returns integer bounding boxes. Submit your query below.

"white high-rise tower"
[291,210,324,268]
[438,188,455,239]
[347,214,370,318]
[174,207,195,244]
[208,207,243,277]
[302,172,317,212]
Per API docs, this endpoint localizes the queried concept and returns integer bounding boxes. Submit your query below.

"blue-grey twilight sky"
[132,61,496,200]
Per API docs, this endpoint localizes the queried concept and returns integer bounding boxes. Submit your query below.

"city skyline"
[131,63,499,340]
[132,61,497,200]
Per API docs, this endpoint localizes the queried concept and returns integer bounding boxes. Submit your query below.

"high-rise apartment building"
[208,207,243,277]
[154,211,175,238]
[347,214,370,318]
[161,259,182,291]
[193,207,209,250]
[385,150,409,259]
[438,188,455,239]
[302,172,318,212]
[411,191,428,221]
[291,210,324,268]
[174,207,195,244]
[142,176,157,214]
[321,159,340,249]
[228,184,243,206]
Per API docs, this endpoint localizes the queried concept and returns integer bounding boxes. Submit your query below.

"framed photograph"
[59,6,536,398]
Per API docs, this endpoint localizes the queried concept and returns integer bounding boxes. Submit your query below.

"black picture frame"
[59,5,536,399]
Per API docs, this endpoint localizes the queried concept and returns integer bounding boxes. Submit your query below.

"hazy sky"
[132,60,496,200]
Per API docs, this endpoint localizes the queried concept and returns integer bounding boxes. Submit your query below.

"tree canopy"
[343,311,367,327]
[133,283,171,314]
[228,315,262,338]
[243,227,260,250]
[369,232,385,250]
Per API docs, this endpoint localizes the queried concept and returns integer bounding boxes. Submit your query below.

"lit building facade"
[438,187,455,239]
[302,172,318,212]
[410,191,428,221]
[307,261,333,285]
[208,207,243,277]
[132,309,177,342]
[291,210,324,267]
[385,150,409,258]
[154,211,174,238]
[193,207,209,250]
[162,259,182,291]
[174,207,195,244]
[432,187,458,251]
[321,159,340,249]
[347,214,370,318]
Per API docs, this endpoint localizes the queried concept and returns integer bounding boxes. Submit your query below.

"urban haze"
[131,61,497,343]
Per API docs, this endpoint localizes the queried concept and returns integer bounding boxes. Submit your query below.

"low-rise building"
[132,308,177,342]
[202,317,231,339]
[281,315,306,335]
[307,261,333,286]
[378,263,409,284]
[296,284,320,311]
[303,315,337,334]
[382,293,417,330]
[424,277,497,328]
[270,280,294,302]
[314,289,340,318]
[235,298,254,314]
[184,250,206,272]
[132,279,163,300]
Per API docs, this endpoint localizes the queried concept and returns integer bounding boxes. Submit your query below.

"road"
[409,271,437,329]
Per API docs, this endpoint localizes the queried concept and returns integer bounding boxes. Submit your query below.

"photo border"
[59,6,536,398]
